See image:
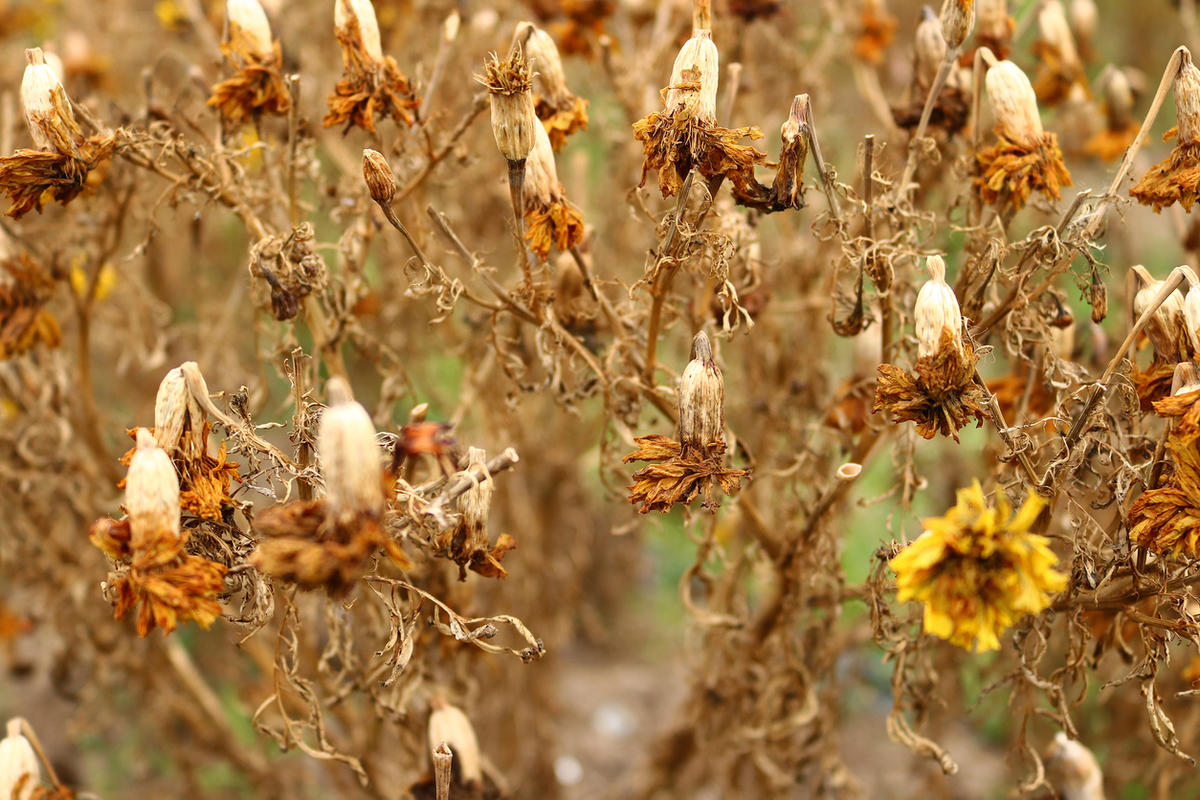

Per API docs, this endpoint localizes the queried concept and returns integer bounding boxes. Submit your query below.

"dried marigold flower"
[125,428,182,550]
[21,49,61,151]
[914,255,963,359]
[890,481,1066,652]
[362,147,396,205]
[428,700,483,787]
[1131,49,1200,212]
[853,0,898,66]
[318,377,385,524]
[1068,0,1097,63]
[154,365,206,462]
[249,223,329,321]
[768,95,808,210]
[323,0,420,133]
[975,0,1014,61]
[915,9,947,89]
[1132,264,1191,364]
[894,10,969,134]
[678,331,724,456]
[1084,67,1137,162]
[436,448,514,580]
[975,60,1072,211]
[480,45,539,163]
[515,22,589,151]
[207,0,291,122]
[1032,1,1088,106]
[666,28,719,125]
[0,254,61,360]
[1186,280,1200,354]
[522,120,584,259]
[0,720,39,800]
[1045,732,1103,800]
[939,0,975,49]
[1129,383,1200,557]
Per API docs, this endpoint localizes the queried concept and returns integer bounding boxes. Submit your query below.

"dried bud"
[154,363,207,461]
[665,30,719,125]
[914,8,948,88]
[986,60,1044,147]
[335,0,383,63]
[977,0,1009,39]
[1132,265,1189,362]
[362,149,397,205]
[914,255,963,359]
[0,720,39,800]
[1175,50,1200,145]
[678,331,725,453]
[457,448,494,555]
[227,0,274,59]
[479,47,538,163]
[428,702,483,786]
[1089,269,1108,324]
[1038,1,1081,70]
[939,0,975,49]
[523,120,561,208]
[516,22,571,108]
[1044,732,1104,800]
[1068,0,1097,56]
[126,428,182,548]
[317,377,384,522]
[21,48,66,151]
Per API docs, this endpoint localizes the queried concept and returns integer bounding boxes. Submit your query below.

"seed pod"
[428,702,483,786]
[154,364,207,462]
[126,428,182,548]
[1176,50,1200,145]
[1173,361,1200,396]
[914,256,963,359]
[1044,732,1103,800]
[317,377,384,522]
[0,720,39,800]
[1101,67,1135,130]
[480,46,538,163]
[1068,0,1097,57]
[678,331,725,453]
[939,0,975,49]
[362,149,397,205]
[227,0,274,59]
[1089,269,1108,324]
[770,95,809,210]
[1038,2,1081,71]
[457,448,494,555]
[914,8,947,89]
[20,48,64,151]
[1132,265,1189,362]
[664,30,719,125]
[1185,282,1200,354]
[515,22,571,108]
[335,0,383,63]
[986,60,1044,148]
[977,0,1010,40]
[523,120,560,209]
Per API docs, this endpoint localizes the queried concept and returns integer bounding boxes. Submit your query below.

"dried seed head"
[362,149,397,205]
[317,377,384,522]
[335,0,383,63]
[523,120,561,208]
[665,30,719,125]
[1175,50,1200,145]
[428,702,483,786]
[21,48,65,151]
[1101,67,1135,129]
[1038,2,1081,70]
[678,331,725,452]
[1133,265,1189,361]
[126,428,182,547]
[1174,361,1200,396]
[1044,732,1103,800]
[0,720,39,800]
[479,46,538,163]
[227,0,274,59]
[986,60,1044,147]
[458,447,494,554]
[939,0,975,49]
[977,0,1010,39]
[914,8,948,88]
[515,22,571,108]
[1068,0,1097,53]
[154,363,207,461]
[914,255,963,359]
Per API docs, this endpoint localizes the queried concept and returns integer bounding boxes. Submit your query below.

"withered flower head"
[154,364,206,462]
[939,0,975,49]
[249,223,329,321]
[522,121,585,258]
[1032,0,1087,106]
[335,0,383,63]
[428,701,483,787]
[1045,732,1104,800]
[1129,381,1200,557]
[1131,48,1200,212]
[21,48,64,152]
[1084,67,1137,161]
[207,0,290,122]
[665,29,719,125]
[1068,0,1097,62]
[915,8,948,89]
[362,148,396,205]
[0,254,62,359]
[318,377,384,523]
[435,448,515,580]
[0,720,39,800]
[1132,264,1191,363]
[514,22,590,151]
[1186,280,1200,355]
[678,331,725,456]
[479,46,539,163]
[227,0,274,60]
[768,95,809,210]
[853,0,898,66]
[893,10,968,134]
[975,59,1072,210]
[125,428,182,549]
[976,0,1014,59]
[914,255,963,359]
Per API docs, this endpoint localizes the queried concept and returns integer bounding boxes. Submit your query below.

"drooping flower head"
[1131,48,1200,212]
[323,0,420,133]
[890,481,1067,652]
[207,0,291,122]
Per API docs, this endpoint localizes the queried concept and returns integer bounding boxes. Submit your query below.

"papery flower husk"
[1031,40,1088,107]
[119,425,240,520]
[975,127,1072,211]
[524,198,585,258]
[1083,122,1137,162]
[633,110,768,201]
[0,255,60,359]
[623,434,747,514]
[536,95,589,151]
[1130,389,1200,556]
[207,39,291,122]
[872,333,988,441]
[890,481,1067,652]
[1133,361,1177,411]
[1130,136,1200,213]
[323,16,419,133]
[854,8,898,65]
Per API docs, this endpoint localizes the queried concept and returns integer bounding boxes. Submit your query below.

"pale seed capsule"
[335,0,383,63]
[428,702,483,786]
[126,428,182,547]
[914,8,948,89]
[227,0,274,60]
[481,48,538,163]
[457,448,494,555]
[977,0,1010,40]
[516,23,571,108]
[1175,50,1200,145]
[1068,0,1097,55]
[362,149,397,205]
[40,48,63,82]
[317,377,384,522]
[154,364,206,461]
[939,0,975,49]
[770,95,808,210]
[678,331,725,453]
[1173,361,1200,396]
[21,48,62,151]
[1102,68,1135,130]
[1132,266,1189,361]
[664,30,719,125]
[0,720,39,800]
[914,256,963,359]
[523,120,560,208]
[986,60,1044,147]
[1185,282,1200,354]
[1044,732,1104,800]
[1038,2,1081,71]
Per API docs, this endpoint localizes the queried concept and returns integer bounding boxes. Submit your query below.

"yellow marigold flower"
[890,481,1067,652]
